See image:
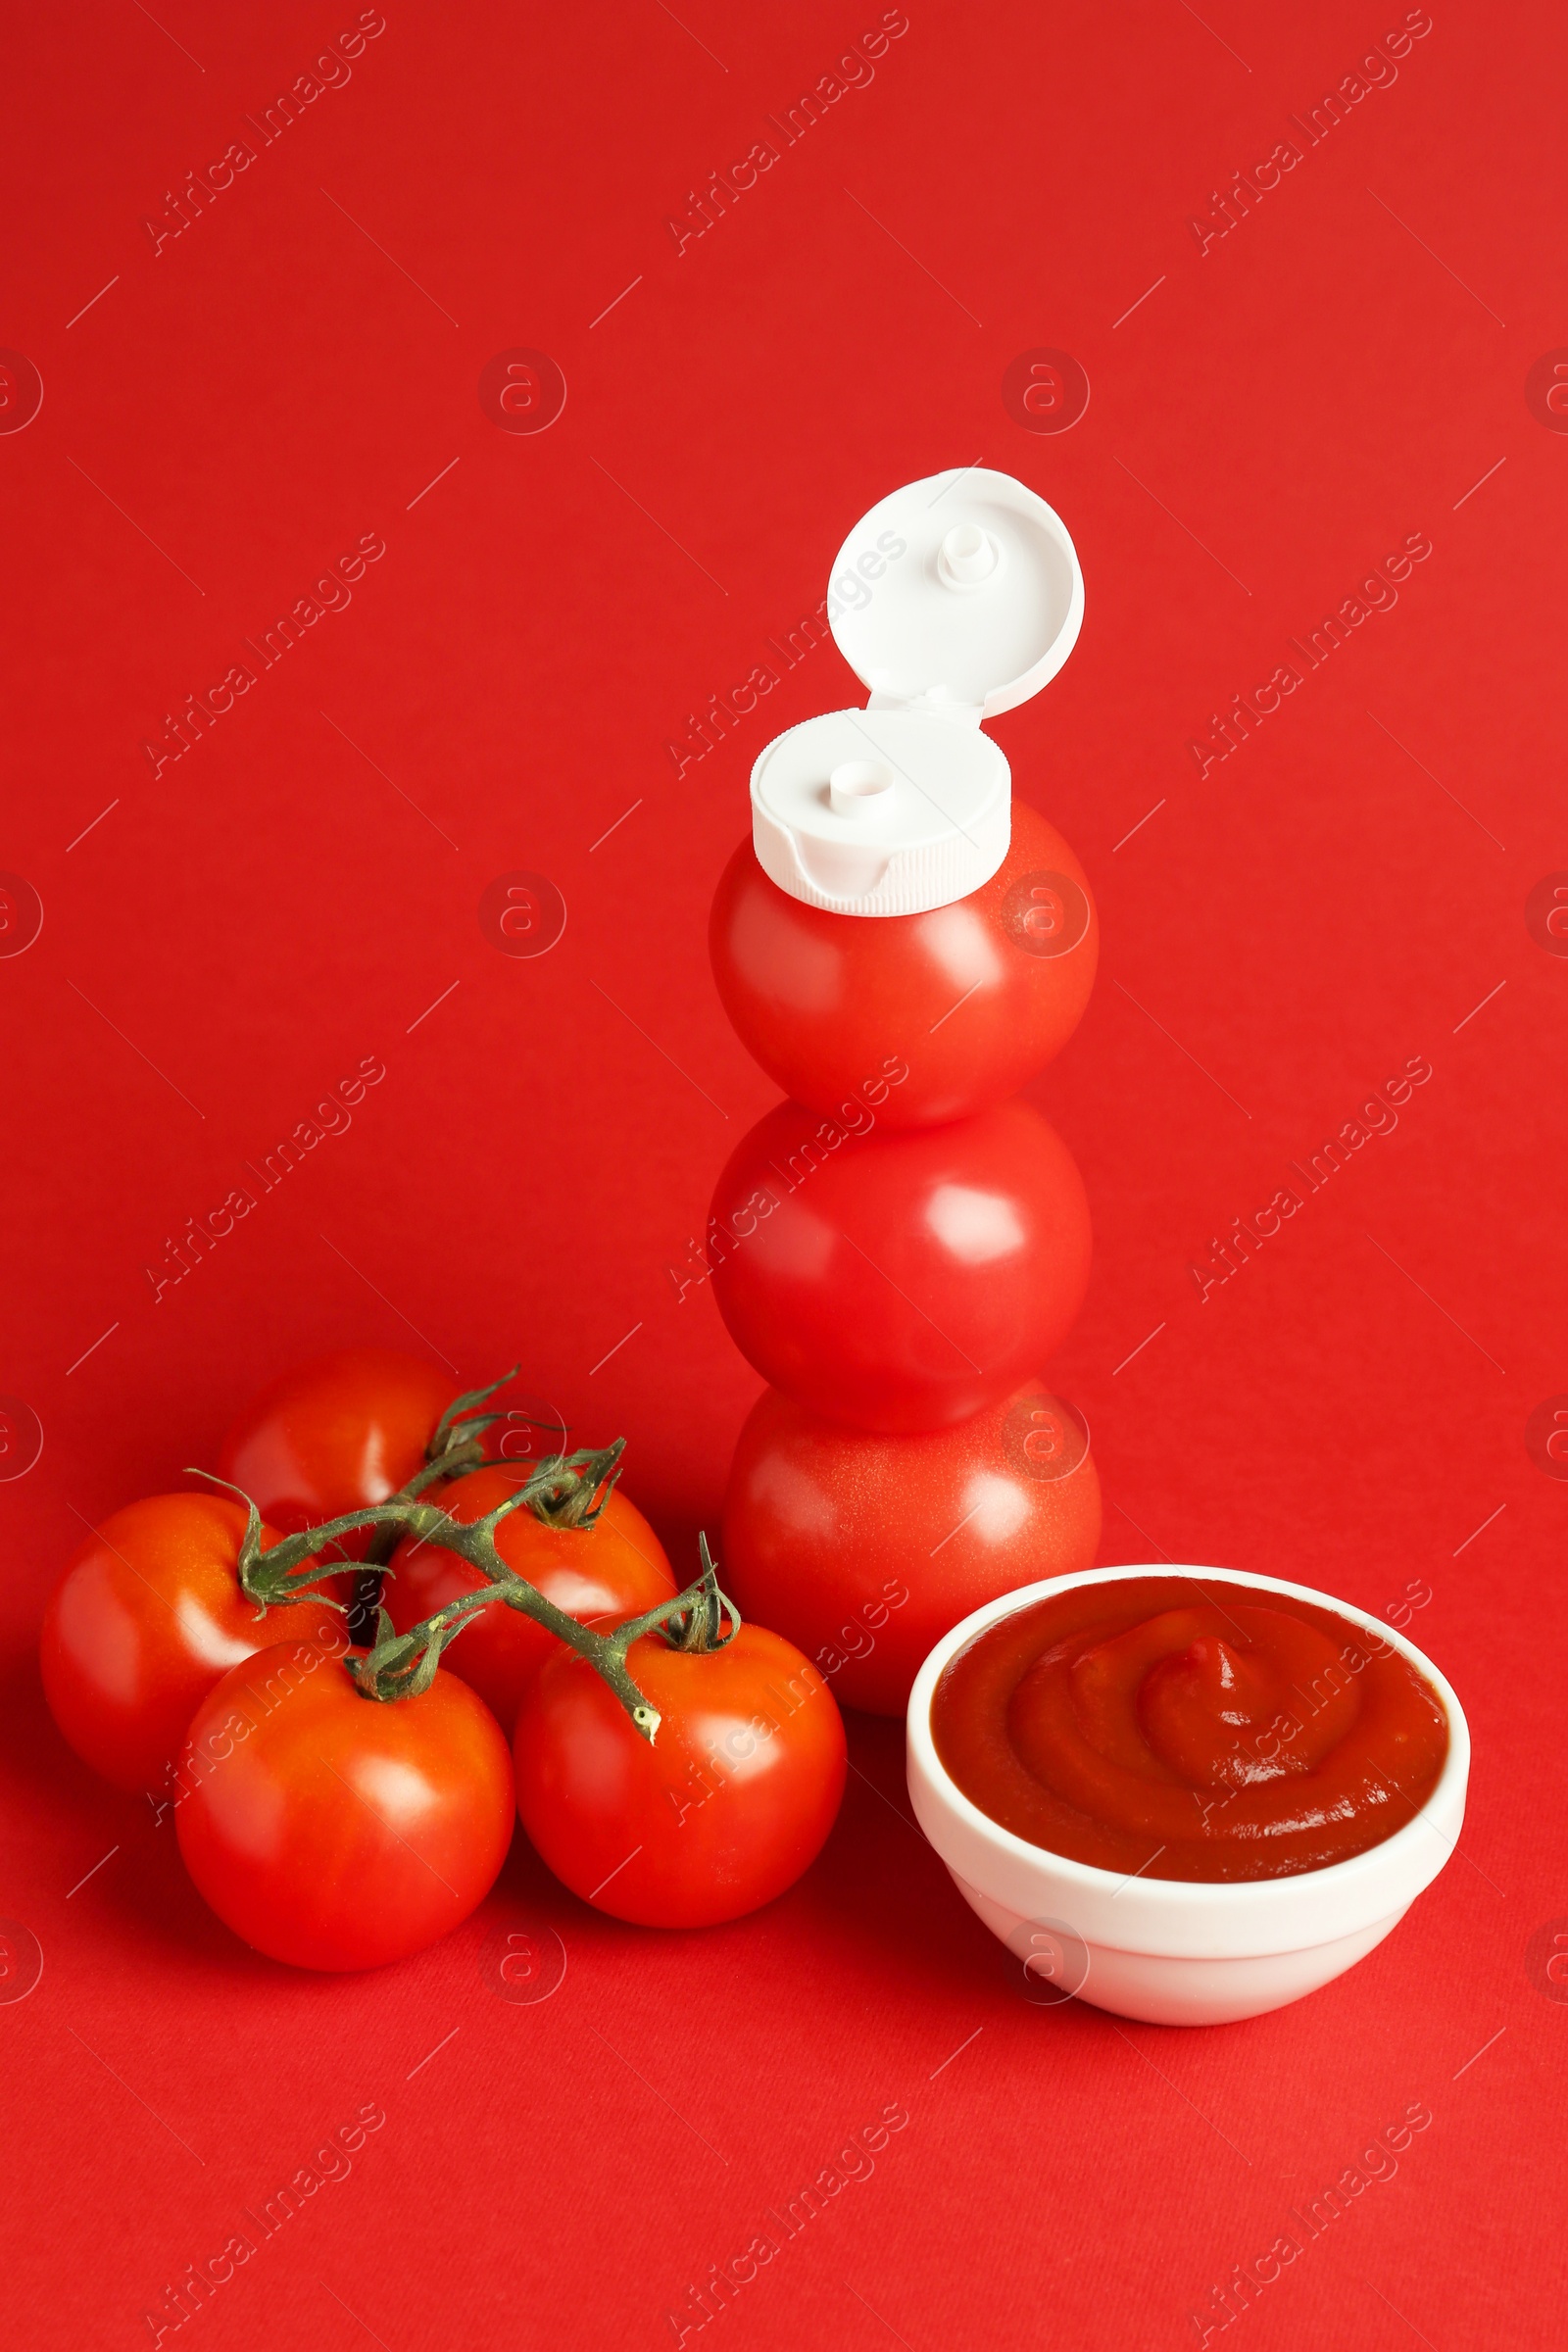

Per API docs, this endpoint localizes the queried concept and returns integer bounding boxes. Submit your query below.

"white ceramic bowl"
[906,1564,1469,2027]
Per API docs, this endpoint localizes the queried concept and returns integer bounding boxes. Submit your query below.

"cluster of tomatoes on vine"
[40,1349,846,1971]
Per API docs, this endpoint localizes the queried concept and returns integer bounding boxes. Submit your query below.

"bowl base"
[950,1870,1411,2027]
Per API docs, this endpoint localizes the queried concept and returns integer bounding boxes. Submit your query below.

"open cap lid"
[828,466,1084,722]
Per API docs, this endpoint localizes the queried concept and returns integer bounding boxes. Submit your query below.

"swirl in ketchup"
[930,1576,1448,1882]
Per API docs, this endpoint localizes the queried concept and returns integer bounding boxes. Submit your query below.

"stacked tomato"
[710,802,1103,1709]
[40,1349,845,1971]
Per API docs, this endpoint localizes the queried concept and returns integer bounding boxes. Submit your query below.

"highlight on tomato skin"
[38,1494,334,1794]
[383,1466,677,1736]
[174,1634,516,1972]
[721,1380,1102,1716]
[218,1347,457,1562]
[514,1621,848,1930]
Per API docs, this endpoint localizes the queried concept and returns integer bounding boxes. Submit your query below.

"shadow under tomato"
[0,1642,74,1791]
[1,1643,317,1978]
[807,1710,1098,2020]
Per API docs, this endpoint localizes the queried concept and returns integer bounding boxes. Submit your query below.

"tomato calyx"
[654,1533,740,1654]
[355,1364,535,1569]
[515,1438,626,1531]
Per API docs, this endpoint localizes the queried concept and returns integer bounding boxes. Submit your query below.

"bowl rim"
[906,1561,1471,1912]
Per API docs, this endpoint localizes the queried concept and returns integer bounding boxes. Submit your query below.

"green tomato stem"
[186,1444,735,1742]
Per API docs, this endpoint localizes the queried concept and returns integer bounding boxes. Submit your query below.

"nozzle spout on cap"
[829,759,897,819]
[938,523,999,588]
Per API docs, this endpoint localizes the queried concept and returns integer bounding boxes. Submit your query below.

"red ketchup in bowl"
[930,1575,1448,1883]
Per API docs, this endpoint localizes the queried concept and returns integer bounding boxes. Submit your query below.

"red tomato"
[218,1348,456,1560]
[710,802,1098,1129]
[514,1623,846,1928]
[39,1494,334,1793]
[175,1633,514,1971]
[383,1467,677,1733]
[722,1381,1102,1715]
[709,1098,1091,1433]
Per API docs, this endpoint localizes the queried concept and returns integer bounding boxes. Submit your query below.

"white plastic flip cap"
[750,466,1084,917]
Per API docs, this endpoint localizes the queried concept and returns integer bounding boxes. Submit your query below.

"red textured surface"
[2,4,1564,2346]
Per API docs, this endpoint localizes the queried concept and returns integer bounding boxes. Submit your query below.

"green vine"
[189,1416,732,1743]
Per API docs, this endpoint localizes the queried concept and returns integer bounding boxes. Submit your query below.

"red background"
[2,2,1564,2345]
